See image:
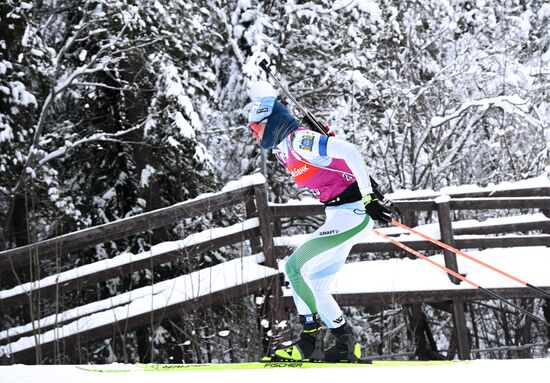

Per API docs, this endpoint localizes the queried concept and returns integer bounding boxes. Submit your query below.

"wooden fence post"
[436,196,470,360]
[542,188,550,231]
[253,184,285,355]
[244,197,262,255]
[401,212,443,360]
[436,197,460,285]
[542,189,550,347]
[253,184,276,269]
[451,299,470,360]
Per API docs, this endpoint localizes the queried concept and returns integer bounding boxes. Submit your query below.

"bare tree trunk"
[136,328,151,363]
[499,308,512,358]
[406,304,445,360]
[121,58,167,245]
[468,303,480,350]
[164,320,185,363]
[544,300,550,344]
[12,193,30,247]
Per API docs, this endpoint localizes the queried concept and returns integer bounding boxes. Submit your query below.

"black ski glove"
[362,193,392,223]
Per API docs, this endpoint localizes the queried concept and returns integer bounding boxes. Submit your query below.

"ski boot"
[272,313,325,362]
[324,321,361,363]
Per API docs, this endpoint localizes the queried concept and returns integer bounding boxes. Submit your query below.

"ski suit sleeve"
[324,136,373,196]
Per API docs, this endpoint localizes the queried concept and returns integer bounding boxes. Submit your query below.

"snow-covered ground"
[2,359,550,383]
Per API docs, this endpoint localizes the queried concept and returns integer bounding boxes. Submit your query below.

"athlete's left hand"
[362,193,392,223]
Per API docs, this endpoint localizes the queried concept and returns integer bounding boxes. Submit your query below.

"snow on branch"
[72,81,124,91]
[38,125,141,166]
[210,1,244,65]
[430,95,542,128]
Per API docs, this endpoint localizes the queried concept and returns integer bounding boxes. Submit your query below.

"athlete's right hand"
[362,193,392,223]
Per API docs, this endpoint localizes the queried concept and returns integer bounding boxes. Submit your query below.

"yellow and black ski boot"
[324,321,361,363]
[273,313,325,361]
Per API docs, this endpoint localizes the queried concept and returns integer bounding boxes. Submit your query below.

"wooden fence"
[0,177,549,364]
[271,190,550,359]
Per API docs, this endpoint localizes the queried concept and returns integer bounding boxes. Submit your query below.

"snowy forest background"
[1,0,549,364]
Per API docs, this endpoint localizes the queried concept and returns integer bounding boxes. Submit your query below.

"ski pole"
[372,229,550,327]
[258,59,329,136]
[390,219,550,300]
[258,59,400,216]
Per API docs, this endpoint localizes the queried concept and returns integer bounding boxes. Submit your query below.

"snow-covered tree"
[0,0,219,250]
[1,0,549,363]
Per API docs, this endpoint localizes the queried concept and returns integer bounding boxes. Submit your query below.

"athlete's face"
[249,121,266,144]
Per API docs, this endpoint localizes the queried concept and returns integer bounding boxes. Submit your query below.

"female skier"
[248,92,392,363]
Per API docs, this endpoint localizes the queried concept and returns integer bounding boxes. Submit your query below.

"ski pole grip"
[369,176,379,189]
[259,59,271,73]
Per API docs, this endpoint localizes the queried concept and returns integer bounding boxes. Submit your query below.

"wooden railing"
[0,177,281,363]
[0,185,260,272]
[270,187,550,360]
[0,176,549,363]
[271,197,550,254]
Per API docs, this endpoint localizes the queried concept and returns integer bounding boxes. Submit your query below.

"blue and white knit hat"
[248,96,300,150]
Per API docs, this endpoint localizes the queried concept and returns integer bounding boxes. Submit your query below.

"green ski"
[77,359,467,373]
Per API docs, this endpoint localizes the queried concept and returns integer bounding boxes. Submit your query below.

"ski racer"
[247,91,392,363]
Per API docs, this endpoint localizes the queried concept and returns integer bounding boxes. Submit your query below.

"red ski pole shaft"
[372,229,479,288]
[372,229,550,327]
[391,219,550,299]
